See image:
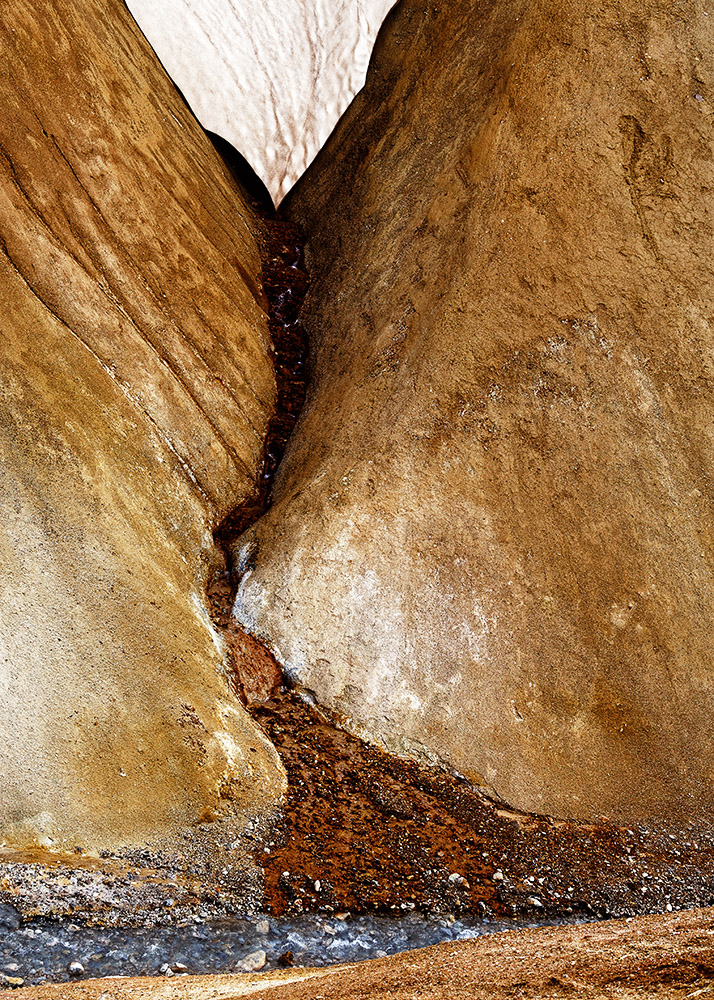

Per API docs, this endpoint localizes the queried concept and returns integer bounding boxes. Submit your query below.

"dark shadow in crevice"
[205,129,274,215]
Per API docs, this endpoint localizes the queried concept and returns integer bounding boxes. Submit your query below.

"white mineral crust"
[126,0,395,203]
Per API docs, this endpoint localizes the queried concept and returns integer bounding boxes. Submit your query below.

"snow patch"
[126,0,396,202]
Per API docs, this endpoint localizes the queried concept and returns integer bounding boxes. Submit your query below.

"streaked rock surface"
[125,0,396,202]
[234,0,714,824]
[0,0,284,852]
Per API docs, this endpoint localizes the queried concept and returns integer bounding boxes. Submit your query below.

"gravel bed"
[0,906,590,987]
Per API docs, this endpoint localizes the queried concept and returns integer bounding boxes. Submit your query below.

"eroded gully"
[4,162,714,994]
[202,205,714,929]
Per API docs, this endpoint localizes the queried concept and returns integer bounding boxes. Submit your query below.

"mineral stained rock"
[0,0,285,852]
[125,0,396,202]
[234,0,714,824]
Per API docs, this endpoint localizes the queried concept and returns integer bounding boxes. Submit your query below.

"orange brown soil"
[222,637,714,921]
[21,906,714,998]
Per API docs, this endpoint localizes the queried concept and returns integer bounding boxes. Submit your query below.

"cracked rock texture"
[125,0,396,203]
[0,0,284,851]
[234,0,714,824]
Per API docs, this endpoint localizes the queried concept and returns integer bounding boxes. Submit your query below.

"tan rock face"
[234,0,714,823]
[0,0,284,850]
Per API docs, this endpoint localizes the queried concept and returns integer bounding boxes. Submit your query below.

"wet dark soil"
[206,212,308,705]
[212,215,308,558]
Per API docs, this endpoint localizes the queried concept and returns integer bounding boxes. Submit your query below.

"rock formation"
[125,0,396,202]
[0,0,285,852]
[234,0,714,825]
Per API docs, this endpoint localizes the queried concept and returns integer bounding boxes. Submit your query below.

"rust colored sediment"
[234,680,714,921]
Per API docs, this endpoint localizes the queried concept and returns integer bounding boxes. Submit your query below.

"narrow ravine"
[6,0,714,991]
[206,207,308,706]
[4,114,714,1000]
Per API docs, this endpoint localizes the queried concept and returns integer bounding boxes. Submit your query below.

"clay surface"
[21,906,714,998]
[234,0,714,824]
[0,0,285,853]
[125,0,396,203]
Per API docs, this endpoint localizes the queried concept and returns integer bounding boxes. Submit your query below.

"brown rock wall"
[0,0,284,851]
[234,0,714,823]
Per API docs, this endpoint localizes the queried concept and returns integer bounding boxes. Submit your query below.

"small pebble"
[255,919,270,935]
[0,904,21,931]
[0,975,24,988]
[68,961,85,975]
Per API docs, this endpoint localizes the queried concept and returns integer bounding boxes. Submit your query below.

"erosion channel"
[4,0,714,991]
[7,176,714,989]
[204,178,714,931]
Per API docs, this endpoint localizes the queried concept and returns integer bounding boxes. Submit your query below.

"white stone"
[125,0,396,203]
[237,949,267,973]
